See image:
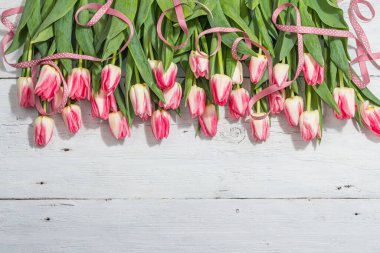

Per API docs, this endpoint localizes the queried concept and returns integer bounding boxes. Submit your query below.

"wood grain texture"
[0,0,380,252]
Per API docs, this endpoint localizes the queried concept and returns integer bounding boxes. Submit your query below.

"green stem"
[149,42,154,60]
[256,88,262,113]
[258,32,262,55]
[78,48,83,68]
[118,53,122,68]
[290,88,295,97]
[306,85,312,111]
[26,42,33,77]
[111,53,117,65]
[356,91,365,103]
[217,48,224,75]
[338,70,344,88]
[43,100,47,112]
[134,64,141,84]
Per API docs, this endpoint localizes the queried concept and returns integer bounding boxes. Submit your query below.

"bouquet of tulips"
[2,0,380,146]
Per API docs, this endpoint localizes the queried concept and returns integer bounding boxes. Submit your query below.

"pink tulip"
[249,55,268,84]
[109,111,131,140]
[101,64,121,95]
[187,85,206,118]
[35,65,61,102]
[211,74,232,106]
[299,110,321,141]
[250,113,270,141]
[150,60,178,90]
[333,87,356,120]
[62,104,82,134]
[189,50,209,79]
[67,67,91,101]
[269,89,285,114]
[199,104,218,137]
[360,101,380,136]
[108,93,117,113]
[284,96,304,127]
[130,83,153,120]
[51,87,64,113]
[91,91,109,120]
[159,82,182,110]
[303,53,324,86]
[273,63,289,86]
[151,109,170,140]
[34,116,54,146]
[231,61,243,85]
[17,77,34,107]
[228,88,250,119]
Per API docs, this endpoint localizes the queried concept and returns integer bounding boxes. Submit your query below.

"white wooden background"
[1,1,380,252]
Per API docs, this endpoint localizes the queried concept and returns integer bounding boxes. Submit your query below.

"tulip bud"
[249,55,268,84]
[299,110,321,141]
[35,65,61,102]
[250,113,270,141]
[284,96,304,127]
[67,67,91,101]
[187,85,206,118]
[273,63,289,86]
[228,88,250,119]
[151,109,170,140]
[151,60,178,90]
[211,74,232,106]
[51,87,64,113]
[303,53,324,86]
[101,64,121,95]
[62,104,82,134]
[34,116,54,146]
[17,77,35,107]
[109,111,131,140]
[159,82,182,110]
[360,101,380,136]
[189,51,209,79]
[269,89,285,114]
[199,104,218,137]
[333,87,356,120]
[231,61,243,85]
[130,83,153,121]
[91,91,109,120]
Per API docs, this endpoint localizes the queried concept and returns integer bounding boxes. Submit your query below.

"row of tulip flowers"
[20,50,378,146]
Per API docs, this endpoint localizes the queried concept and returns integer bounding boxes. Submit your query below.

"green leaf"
[136,0,155,29]
[114,86,127,116]
[55,8,74,74]
[329,37,350,77]
[32,0,78,41]
[6,0,38,54]
[245,0,259,10]
[259,2,278,39]
[299,0,324,66]
[124,53,135,125]
[313,82,340,114]
[254,7,274,55]
[128,35,165,101]
[31,26,54,44]
[75,0,96,56]
[183,63,194,104]
[156,0,195,22]
[304,0,348,29]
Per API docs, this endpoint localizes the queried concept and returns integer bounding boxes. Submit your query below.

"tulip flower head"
[159,82,182,110]
[360,101,380,136]
[109,111,131,140]
[130,83,153,120]
[250,113,270,142]
[211,74,232,106]
[91,91,110,120]
[187,85,206,118]
[62,104,82,134]
[231,61,243,85]
[269,89,286,114]
[189,50,209,79]
[228,88,250,119]
[273,63,289,87]
[333,87,356,120]
[34,116,54,146]
[35,65,61,102]
[151,60,178,90]
[17,77,35,107]
[151,109,170,140]
[303,53,324,86]
[199,104,218,137]
[249,55,268,84]
[67,67,91,101]
[284,96,304,127]
[299,110,321,141]
[101,64,121,96]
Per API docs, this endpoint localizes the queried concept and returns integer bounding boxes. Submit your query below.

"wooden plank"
[1,78,380,199]
[0,199,380,253]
